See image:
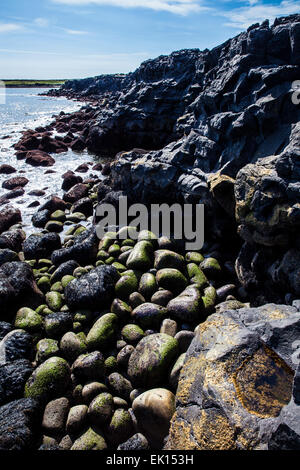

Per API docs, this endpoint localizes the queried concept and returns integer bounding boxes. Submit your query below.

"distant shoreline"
[2,80,66,88]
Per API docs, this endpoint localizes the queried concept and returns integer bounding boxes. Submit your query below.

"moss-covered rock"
[45,220,64,233]
[50,210,66,222]
[127,333,178,388]
[185,252,204,264]
[131,303,168,329]
[115,271,139,299]
[121,324,144,345]
[156,269,188,294]
[72,351,105,380]
[154,250,185,271]
[186,263,209,290]
[126,241,153,271]
[88,392,114,426]
[86,313,118,350]
[60,332,87,361]
[168,286,203,323]
[138,273,157,300]
[61,275,75,288]
[111,298,132,321]
[105,356,118,374]
[106,409,134,446]
[36,338,60,363]
[37,276,51,293]
[108,243,121,257]
[45,291,63,312]
[14,307,43,333]
[24,356,71,403]
[51,281,64,293]
[71,427,107,450]
[200,257,222,279]
[202,285,217,315]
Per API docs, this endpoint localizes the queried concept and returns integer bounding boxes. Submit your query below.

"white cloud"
[34,18,49,27]
[0,23,22,33]
[51,0,210,16]
[64,28,89,34]
[220,0,300,29]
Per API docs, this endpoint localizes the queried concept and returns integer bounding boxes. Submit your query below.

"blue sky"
[0,0,299,79]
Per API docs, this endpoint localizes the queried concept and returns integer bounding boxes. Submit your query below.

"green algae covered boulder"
[127,333,178,388]
[126,241,153,271]
[115,271,139,299]
[156,268,188,294]
[14,307,43,333]
[24,356,71,403]
[86,313,118,350]
[71,427,107,450]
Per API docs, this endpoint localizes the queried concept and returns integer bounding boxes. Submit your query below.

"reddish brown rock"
[63,183,89,204]
[0,165,16,175]
[25,150,55,167]
[0,205,22,234]
[2,177,29,190]
[61,171,83,191]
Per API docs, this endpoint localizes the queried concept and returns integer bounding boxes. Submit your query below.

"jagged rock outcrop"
[165,302,300,450]
[51,14,300,302]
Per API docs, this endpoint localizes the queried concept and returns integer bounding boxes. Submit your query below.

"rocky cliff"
[50,14,300,306]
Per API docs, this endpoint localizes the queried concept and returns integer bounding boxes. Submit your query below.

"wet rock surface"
[0,14,299,452]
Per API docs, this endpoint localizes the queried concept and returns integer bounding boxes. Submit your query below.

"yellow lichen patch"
[166,413,199,450]
[176,356,202,404]
[191,409,236,450]
[260,306,290,321]
[233,345,293,418]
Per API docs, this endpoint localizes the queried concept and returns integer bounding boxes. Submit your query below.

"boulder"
[0,262,44,317]
[0,398,41,450]
[65,265,119,310]
[0,205,21,234]
[25,150,55,167]
[166,303,300,450]
[127,333,178,388]
[23,233,61,260]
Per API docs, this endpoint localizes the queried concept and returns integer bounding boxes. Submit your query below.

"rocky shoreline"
[0,14,299,450]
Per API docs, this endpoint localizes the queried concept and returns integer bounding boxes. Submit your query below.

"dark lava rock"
[71,197,93,217]
[0,330,33,363]
[0,359,33,406]
[61,170,83,191]
[32,209,50,228]
[0,249,18,266]
[23,232,61,260]
[0,262,44,317]
[0,205,22,234]
[0,398,41,450]
[51,260,79,284]
[0,229,25,252]
[117,433,150,450]
[65,264,119,310]
[0,322,12,341]
[51,227,98,266]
